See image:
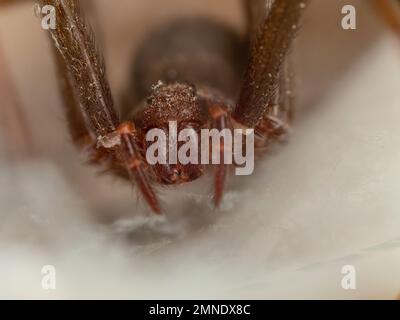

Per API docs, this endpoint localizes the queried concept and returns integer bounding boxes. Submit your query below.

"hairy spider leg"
[234,0,308,130]
[40,0,161,213]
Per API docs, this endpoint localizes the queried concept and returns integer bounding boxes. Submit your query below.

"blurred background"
[1,0,400,299]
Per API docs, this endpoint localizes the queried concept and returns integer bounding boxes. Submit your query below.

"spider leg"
[208,104,232,207]
[243,0,273,38]
[52,48,91,147]
[117,122,160,213]
[40,0,160,213]
[53,50,122,171]
[254,59,294,148]
[234,0,308,129]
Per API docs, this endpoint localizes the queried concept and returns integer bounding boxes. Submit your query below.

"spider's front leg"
[254,61,294,148]
[234,0,309,133]
[40,0,160,213]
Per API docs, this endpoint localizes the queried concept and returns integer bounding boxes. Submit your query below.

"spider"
[19,0,304,214]
[1,0,399,214]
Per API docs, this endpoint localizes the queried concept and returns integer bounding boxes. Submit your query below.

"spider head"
[142,82,205,185]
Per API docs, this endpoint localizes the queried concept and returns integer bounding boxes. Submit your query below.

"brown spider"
[2,0,398,214]
[24,0,305,214]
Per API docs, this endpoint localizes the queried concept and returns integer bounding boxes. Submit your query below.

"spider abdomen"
[132,18,245,102]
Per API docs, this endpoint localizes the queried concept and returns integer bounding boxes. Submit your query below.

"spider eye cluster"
[142,82,202,130]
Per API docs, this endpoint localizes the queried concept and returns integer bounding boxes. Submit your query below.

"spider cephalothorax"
[137,82,206,185]
[35,0,308,213]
